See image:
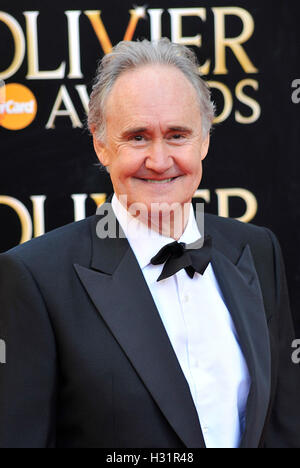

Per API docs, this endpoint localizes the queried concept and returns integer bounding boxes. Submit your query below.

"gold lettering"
[75,84,90,114]
[193,190,211,203]
[148,9,164,41]
[0,196,32,244]
[216,188,258,223]
[30,195,46,237]
[168,8,211,75]
[0,11,25,80]
[235,79,261,124]
[124,8,146,41]
[85,8,146,54]
[65,11,83,79]
[90,193,107,206]
[84,10,112,54]
[208,81,233,124]
[24,11,66,80]
[213,7,258,75]
[71,194,88,221]
[46,85,82,129]
[71,193,107,221]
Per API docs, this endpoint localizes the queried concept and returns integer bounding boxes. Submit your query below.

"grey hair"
[88,38,215,142]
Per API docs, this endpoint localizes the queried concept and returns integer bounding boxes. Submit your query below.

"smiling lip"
[135,176,182,184]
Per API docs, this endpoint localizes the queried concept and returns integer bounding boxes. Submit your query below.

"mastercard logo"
[0,83,37,131]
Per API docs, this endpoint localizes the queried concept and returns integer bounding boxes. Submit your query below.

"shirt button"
[183,294,189,304]
[203,426,209,434]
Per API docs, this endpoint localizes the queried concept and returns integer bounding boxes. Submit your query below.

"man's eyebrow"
[168,126,193,133]
[121,126,193,138]
[121,127,148,138]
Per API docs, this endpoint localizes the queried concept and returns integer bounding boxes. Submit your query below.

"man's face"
[93,65,210,214]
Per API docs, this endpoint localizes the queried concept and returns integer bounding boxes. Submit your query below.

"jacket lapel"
[74,211,205,448]
[205,218,272,448]
[74,199,271,449]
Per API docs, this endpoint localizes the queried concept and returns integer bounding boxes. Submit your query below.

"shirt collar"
[111,194,202,270]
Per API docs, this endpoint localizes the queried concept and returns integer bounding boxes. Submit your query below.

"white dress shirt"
[111,194,251,448]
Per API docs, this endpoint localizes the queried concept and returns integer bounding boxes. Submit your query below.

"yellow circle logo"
[0,83,37,130]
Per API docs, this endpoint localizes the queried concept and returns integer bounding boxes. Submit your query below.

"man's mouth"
[135,176,181,184]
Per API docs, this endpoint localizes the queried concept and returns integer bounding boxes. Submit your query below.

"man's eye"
[132,135,144,141]
[171,134,185,140]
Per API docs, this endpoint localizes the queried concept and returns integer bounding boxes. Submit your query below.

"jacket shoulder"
[0,216,94,270]
[204,212,272,247]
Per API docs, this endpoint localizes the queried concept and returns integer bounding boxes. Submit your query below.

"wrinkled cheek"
[111,172,138,197]
[185,161,202,180]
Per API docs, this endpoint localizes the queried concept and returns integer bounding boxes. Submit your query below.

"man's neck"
[145,207,191,240]
[116,195,192,240]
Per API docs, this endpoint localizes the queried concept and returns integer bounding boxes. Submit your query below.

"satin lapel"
[74,213,205,448]
[210,242,272,448]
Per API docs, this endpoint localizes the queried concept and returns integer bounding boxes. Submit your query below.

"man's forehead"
[106,110,201,135]
[104,65,202,134]
[106,64,198,108]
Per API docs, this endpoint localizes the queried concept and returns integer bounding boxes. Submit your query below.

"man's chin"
[136,199,190,219]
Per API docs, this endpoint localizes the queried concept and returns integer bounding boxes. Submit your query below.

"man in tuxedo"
[0,38,299,449]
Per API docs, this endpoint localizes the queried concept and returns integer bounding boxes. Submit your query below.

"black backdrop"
[1,0,300,335]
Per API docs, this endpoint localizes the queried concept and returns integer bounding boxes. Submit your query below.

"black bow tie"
[150,235,212,282]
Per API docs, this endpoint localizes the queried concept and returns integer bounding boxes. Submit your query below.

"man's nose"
[144,140,173,173]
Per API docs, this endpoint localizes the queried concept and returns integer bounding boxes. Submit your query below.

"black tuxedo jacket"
[0,196,299,448]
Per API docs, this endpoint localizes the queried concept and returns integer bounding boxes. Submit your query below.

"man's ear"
[92,132,110,168]
[200,133,210,161]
